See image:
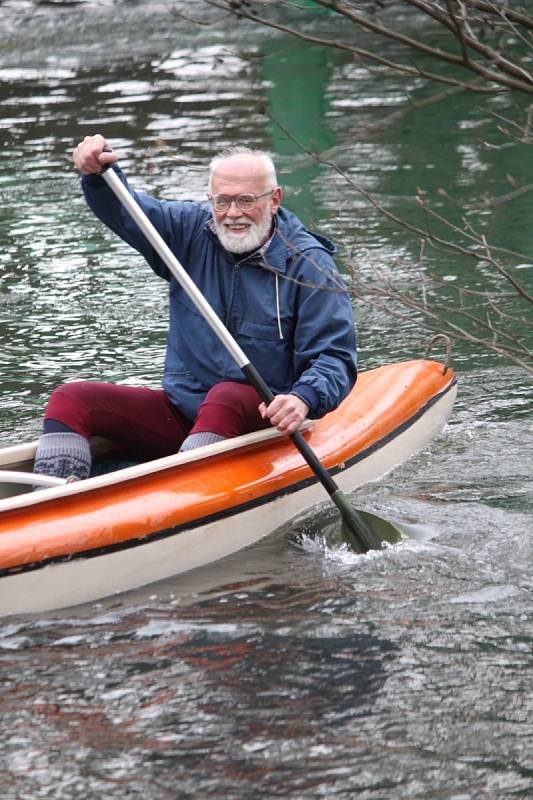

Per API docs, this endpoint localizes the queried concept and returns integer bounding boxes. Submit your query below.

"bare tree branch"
[320,0,533,91]
[266,109,533,303]
[203,0,524,92]
[205,0,533,92]
[349,265,533,373]
[453,0,533,31]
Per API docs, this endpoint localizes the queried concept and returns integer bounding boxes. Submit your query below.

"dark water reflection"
[1,522,532,798]
[0,1,532,798]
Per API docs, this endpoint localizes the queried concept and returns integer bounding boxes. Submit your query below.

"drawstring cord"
[275,273,284,340]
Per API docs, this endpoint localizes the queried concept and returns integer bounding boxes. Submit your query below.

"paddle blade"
[332,490,403,553]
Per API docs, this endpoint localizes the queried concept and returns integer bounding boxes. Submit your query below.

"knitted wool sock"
[179,431,226,453]
[33,432,92,482]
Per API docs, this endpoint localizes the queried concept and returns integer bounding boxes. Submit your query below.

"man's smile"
[224,221,250,232]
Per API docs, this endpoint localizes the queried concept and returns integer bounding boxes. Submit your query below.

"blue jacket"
[82,167,357,422]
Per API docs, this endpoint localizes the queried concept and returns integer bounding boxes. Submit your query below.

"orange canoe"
[0,360,456,616]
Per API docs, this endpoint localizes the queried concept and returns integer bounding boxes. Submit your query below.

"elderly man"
[33,135,357,482]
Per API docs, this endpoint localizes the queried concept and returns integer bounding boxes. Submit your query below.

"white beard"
[214,211,273,254]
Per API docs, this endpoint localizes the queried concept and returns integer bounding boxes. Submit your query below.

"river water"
[0,2,531,798]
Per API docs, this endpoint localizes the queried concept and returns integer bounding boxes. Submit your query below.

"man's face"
[210,155,282,254]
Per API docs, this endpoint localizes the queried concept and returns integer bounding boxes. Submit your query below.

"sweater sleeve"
[289,250,357,418]
[81,167,207,281]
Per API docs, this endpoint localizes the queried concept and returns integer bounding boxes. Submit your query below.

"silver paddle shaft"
[102,167,250,369]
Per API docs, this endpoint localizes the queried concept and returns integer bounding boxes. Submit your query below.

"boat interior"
[0,422,315,503]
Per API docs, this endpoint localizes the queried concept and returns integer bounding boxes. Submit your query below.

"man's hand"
[73,134,117,175]
[259,394,309,435]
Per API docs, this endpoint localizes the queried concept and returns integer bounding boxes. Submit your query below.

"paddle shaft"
[101,168,345,502]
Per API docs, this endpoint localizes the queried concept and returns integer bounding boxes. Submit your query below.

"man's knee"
[195,381,265,438]
[44,382,93,437]
[203,381,247,408]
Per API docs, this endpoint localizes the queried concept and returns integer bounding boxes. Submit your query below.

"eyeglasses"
[208,190,275,213]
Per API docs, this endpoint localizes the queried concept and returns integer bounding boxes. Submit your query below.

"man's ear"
[272,186,282,214]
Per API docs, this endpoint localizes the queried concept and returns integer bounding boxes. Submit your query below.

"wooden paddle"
[100,164,402,553]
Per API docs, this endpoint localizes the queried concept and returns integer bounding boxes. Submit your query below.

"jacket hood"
[274,206,336,255]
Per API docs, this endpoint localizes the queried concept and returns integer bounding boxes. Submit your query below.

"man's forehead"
[211,155,270,187]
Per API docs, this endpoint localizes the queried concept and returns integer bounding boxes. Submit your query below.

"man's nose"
[226,199,243,216]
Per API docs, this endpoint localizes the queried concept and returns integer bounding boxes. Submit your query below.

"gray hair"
[208,146,278,191]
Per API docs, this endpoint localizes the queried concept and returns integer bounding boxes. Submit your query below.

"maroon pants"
[44,381,270,460]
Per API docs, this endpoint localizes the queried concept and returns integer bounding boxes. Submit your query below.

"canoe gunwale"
[0,421,315,513]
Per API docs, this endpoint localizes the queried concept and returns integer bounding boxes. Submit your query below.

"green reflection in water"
[261,38,336,225]
[380,87,533,258]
